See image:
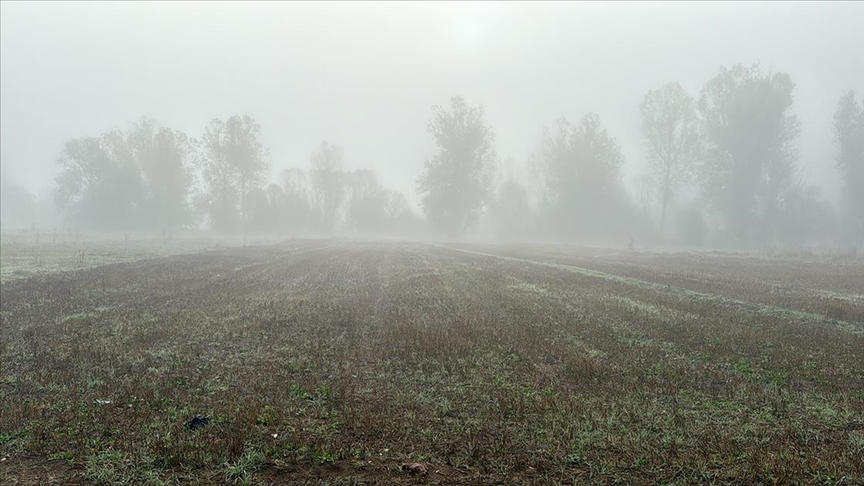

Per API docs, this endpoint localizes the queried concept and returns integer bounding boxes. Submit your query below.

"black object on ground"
[184,415,210,430]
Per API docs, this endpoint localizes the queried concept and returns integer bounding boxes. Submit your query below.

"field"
[0,233,271,282]
[1,239,863,485]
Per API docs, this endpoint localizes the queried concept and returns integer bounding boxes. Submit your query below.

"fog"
[1,1,863,250]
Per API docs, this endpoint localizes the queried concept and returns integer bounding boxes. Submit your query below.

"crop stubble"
[1,240,862,484]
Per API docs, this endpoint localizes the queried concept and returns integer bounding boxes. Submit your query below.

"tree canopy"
[640,82,700,236]
[417,96,497,238]
[199,115,269,234]
[697,63,800,245]
[833,90,864,244]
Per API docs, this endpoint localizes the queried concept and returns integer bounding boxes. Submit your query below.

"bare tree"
[346,169,386,233]
[640,82,700,236]
[383,190,410,221]
[200,115,269,240]
[833,90,864,245]
[633,173,656,219]
[309,141,347,232]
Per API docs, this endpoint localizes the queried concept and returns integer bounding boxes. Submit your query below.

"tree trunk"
[241,179,247,247]
[660,183,671,238]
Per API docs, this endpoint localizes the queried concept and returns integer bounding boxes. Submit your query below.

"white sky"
[2,1,863,208]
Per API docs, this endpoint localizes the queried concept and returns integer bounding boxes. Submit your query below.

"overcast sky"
[1,1,862,208]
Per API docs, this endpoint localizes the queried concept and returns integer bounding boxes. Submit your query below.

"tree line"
[44,62,864,249]
[50,116,422,239]
[418,63,863,249]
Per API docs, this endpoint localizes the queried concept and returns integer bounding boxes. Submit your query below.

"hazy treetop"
[1,1,862,206]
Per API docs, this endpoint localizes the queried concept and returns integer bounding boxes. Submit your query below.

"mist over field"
[2,4,864,484]
[1,1,863,251]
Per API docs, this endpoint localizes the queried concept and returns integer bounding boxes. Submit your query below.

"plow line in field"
[435,244,864,336]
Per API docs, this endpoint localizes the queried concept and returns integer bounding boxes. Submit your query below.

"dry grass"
[1,239,862,485]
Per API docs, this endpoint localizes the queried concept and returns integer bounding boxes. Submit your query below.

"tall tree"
[281,167,313,234]
[640,82,700,235]
[246,183,290,235]
[200,115,269,236]
[537,113,627,239]
[103,128,147,227]
[309,141,347,232]
[633,173,656,220]
[383,190,411,222]
[697,63,800,245]
[490,178,533,240]
[127,116,196,232]
[417,96,497,237]
[777,183,838,248]
[54,131,144,230]
[55,136,111,219]
[345,169,387,233]
[833,90,864,245]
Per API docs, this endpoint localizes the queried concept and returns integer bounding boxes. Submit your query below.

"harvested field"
[2,239,863,485]
[0,234,269,283]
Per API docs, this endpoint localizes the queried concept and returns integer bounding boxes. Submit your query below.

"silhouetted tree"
[640,82,700,236]
[383,190,410,222]
[490,178,533,240]
[55,137,110,219]
[280,167,313,234]
[246,183,294,235]
[536,113,629,239]
[346,168,386,234]
[697,63,800,246]
[309,141,347,232]
[633,173,656,220]
[127,116,196,232]
[381,190,423,234]
[777,184,838,249]
[417,96,496,238]
[833,90,864,245]
[199,115,269,236]
[54,130,145,230]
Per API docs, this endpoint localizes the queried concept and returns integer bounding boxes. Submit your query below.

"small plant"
[49,451,74,462]
[733,358,755,376]
[256,405,278,426]
[290,383,311,400]
[316,384,332,401]
[313,450,335,465]
[225,449,265,483]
